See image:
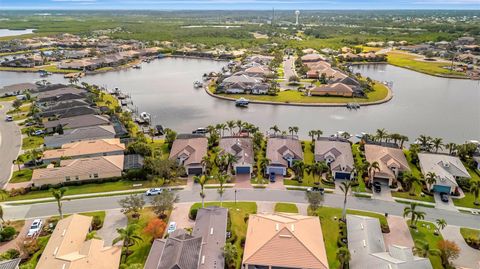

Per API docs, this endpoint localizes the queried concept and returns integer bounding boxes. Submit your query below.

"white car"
[167,221,177,234]
[27,219,43,237]
[5,116,13,122]
[145,188,163,196]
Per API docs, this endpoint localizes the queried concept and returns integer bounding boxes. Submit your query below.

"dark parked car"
[440,192,449,202]
[269,172,276,183]
[373,182,381,193]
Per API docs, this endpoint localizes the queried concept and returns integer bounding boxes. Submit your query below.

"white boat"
[133,65,141,69]
[235,98,249,107]
[140,112,151,123]
[355,132,367,139]
[193,81,203,88]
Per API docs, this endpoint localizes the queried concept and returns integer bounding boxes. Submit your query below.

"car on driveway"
[31,130,45,136]
[269,172,276,183]
[306,186,325,194]
[5,116,13,122]
[167,221,177,234]
[373,182,381,193]
[145,188,163,196]
[440,192,449,203]
[27,219,43,237]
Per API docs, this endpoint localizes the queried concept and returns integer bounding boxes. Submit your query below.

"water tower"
[295,10,300,25]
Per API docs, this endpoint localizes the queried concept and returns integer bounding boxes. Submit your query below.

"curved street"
[0,101,22,187]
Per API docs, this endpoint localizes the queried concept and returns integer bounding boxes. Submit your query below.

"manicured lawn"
[392,191,435,203]
[274,202,298,213]
[387,50,466,78]
[408,220,444,269]
[191,202,257,269]
[0,96,16,102]
[460,227,480,240]
[13,113,28,121]
[315,207,388,269]
[217,82,389,104]
[452,166,480,209]
[351,144,368,193]
[0,64,79,74]
[22,136,44,150]
[10,169,33,183]
[7,103,32,114]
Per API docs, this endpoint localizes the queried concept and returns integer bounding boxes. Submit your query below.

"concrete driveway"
[441,225,480,269]
[283,56,296,80]
[434,193,458,211]
[383,216,414,248]
[269,175,285,190]
[169,202,194,230]
[0,102,22,187]
[97,209,127,246]
[372,181,394,201]
[234,174,252,188]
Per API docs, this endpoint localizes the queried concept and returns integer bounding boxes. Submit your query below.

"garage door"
[187,167,203,176]
[268,166,285,175]
[433,185,451,194]
[334,172,351,180]
[236,166,251,174]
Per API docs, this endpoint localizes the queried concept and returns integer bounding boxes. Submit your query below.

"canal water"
[0,58,479,143]
[0,29,36,37]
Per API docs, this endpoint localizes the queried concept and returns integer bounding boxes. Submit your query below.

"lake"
[0,58,479,143]
[0,29,36,37]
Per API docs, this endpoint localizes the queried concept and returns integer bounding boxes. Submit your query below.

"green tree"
[470,180,480,206]
[51,187,67,219]
[431,137,444,153]
[164,128,177,150]
[152,190,178,218]
[417,135,432,151]
[367,161,380,183]
[306,161,327,185]
[375,128,388,142]
[269,125,280,135]
[413,239,440,258]
[435,218,447,236]
[425,172,437,191]
[118,194,146,219]
[340,181,353,221]
[195,175,209,208]
[292,160,305,182]
[226,120,235,136]
[403,203,426,228]
[336,247,351,269]
[112,224,143,262]
[308,130,316,141]
[217,173,229,207]
[306,191,324,214]
[402,172,419,196]
[223,242,238,269]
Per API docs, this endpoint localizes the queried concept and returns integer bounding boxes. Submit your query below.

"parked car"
[440,192,449,203]
[269,172,276,183]
[167,221,177,234]
[145,188,163,196]
[306,186,325,194]
[5,115,13,122]
[25,121,36,126]
[192,127,207,135]
[373,182,381,193]
[31,130,45,136]
[27,219,43,237]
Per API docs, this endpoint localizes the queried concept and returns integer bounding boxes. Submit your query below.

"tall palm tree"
[431,137,444,153]
[51,187,67,219]
[435,219,447,235]
[417,135,432,151]
[315,130,323,140]
[413,239,441,258]
[308,130,316,141]
[367,161,380,183]
[336,247,351,269]
[399,135,409,149]
[201,155,213,175]
[445,142,457,155]
[288,126,295,136]
[425,172,437,191]
[470,180,480,206]
[402,172,419,196]
[217,173,229,207]
[194,175,209,208]
[270,125,280,135]
[292,126,299,135]
[292,160,305,182]
[259,158,270,176]
[340,132,350,139]
[112,224,143,262]
[235,120,243,133]
[219,123,227,137]
[224,153,239,174]
[403,203,426,228]
[306,162,327,186]
[376,128,388,142]
[340,181,353,221]
[226,120,235,135]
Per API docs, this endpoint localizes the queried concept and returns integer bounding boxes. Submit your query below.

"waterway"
[0,58,479,143]
[0,29,36,37]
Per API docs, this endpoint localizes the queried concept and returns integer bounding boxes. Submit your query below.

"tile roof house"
[32,155,124,186]
[310,83,354,97]
[266,136,303,175]
[44,125,116,148]
[347,215,432,269]
[364,144,410,185]
[315,138,355,180]
[38,105,98,119]
[169,135,208,176]
[145,206,228,269]
[301,53,326,63]
[36,87,87,103]
[43,114,111,133]
[219,137,254,175]
[243,213,329,269]
[244,65,272,77]
[418,153,471,194]
[1,83,38,95]
[222,74,263,85]
[36,214,121,269]
[42,138,125,163]
[0,258,20,269]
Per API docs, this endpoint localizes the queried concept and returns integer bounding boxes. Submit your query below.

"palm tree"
[219,123,227,137]
[425,172,437,191]
[217,173,229,207]
[292,126,299,135]
[201,155,212,175]
[413,239,441,258]
[402,172,419,196]
[308,130,316,141]
[148,128,155,143]
[367,161,380,183]
[195,175,209,208]
[224,153,240,174]
[259,158,270,176]
[399,135,409,148]
[315,130,323,140]
[403,203,426,228]
[292,160,305,182]
[288,126,295,136]
[226,120,235,135]
[51,187,67,219]
[270,125,280,135]
[306,162,327,186]
[340,181,353,221]
[470,180,480,206]
[431,137,444,153]
[13,156,24,171]
[376,128,388,142]
[235,119,243,133]
[417,135,432,151]
[223,242,238,269]
[336,247,351,269]
[435,219,447,235]
[445,142,457,155]
[112,224,143,262]
[0,205,4,224]
[340,132,350,140]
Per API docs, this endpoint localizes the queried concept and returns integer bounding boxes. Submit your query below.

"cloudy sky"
[1,0,479,10]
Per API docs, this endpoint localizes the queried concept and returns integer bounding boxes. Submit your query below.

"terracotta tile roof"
[266,137,303,167]
[364,144,410,179]
[43,138,125,160]
[169,137,208,166]
[219,137,254,166]
[243,213,329,269]
[311,83,354,96]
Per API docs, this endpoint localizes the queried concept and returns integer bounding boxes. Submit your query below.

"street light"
[234,189,237,205]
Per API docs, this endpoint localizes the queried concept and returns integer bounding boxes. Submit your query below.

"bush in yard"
[189,208,198,220]
[18,238,40,256]
[438,239,460,268]
[143,218,167,240]
[0,248,20,260]
[0,226,17,242]
[91,215,103,230]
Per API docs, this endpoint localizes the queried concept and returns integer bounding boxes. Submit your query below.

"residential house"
[251,83,270,95]
[219,137,254,175]
[266,136,303,176]
[43,114,111,133]
[42,138,125,163]
[364,144,410,185]
[0,259,20,269]
[36,87,87,103]
[32,155,124,186]
[1,83,38,95]
[301,53,325,63]
[310,83,354,97]
[37,105,98,119]
[145,206,228,269]
[36,214,121,269]
[222,74,263,85]
[169,135,208,175]
[347,215,432,269]
[44,125,116,148]
[244,65,272,77]
[315,138,355,180]
[242,213,329,269]
[418,153,471,195]
[245,55,274,65]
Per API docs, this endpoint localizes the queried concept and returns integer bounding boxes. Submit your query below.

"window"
[93,173,99,178]
[65,176,70,181]
[75,176,79,180]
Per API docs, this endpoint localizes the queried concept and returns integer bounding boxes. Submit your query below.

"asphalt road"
[0,102,22,187]
[283,56,296,80]
[4,189,480,229]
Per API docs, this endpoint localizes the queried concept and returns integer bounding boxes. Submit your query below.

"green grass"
[218,81,388,104]
[408,220,444,269]
[22,136,44,150]
[452,166,480,209]
[354,193,372,198]
[0,96,16,102]
[10,169,33,183]
[352,144,368,192]
[315,207,388,269]
[274,203,299,213]
[387,51,466,78]
[7,103,32,114]
[392,191,435,203]
[191,202,257,269]
[395,199,435,208]
[0,64,79,74]
[460,227,480,242]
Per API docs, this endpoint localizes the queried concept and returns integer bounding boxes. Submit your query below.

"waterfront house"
[1,83,38,95]
[315,138,355,180]
[42,138,125,163]
[242,213,329,269]
[219,137,254,175]
[145,206,228,269]
[36,87,87,104]
[43,114,111,133]
[364,144,410,185]
[37,99,90,113]
[418,153,471,195]
[244,65,272,77]
[169,135,208,176]
[222,74,263,85]
[36,214,121,269]
[37,105,98,119]
[44,125,116,148]
[266,136,303,176]
[32,155,124,186]
[347,215,432,269]
[301,53,325,63]
[251,83,270,95]
[310,83,354,97]
[245,55,274,65]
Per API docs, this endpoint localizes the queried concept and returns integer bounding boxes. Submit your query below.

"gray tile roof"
[266,136,303,167]
[418,153,471,187]
[44,125,116,148]
[219,137,254,167]
[44,114,111,129]
[315,138,354,172]
[0,258,20,269]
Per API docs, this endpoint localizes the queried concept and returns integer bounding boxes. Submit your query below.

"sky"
[0,0,479,10]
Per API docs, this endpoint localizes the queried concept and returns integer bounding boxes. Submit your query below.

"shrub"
[143,218,167,240]
[189,208,198,220]
[91,216,103,230]
[0,226,17,242]
[0,248,20,260]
